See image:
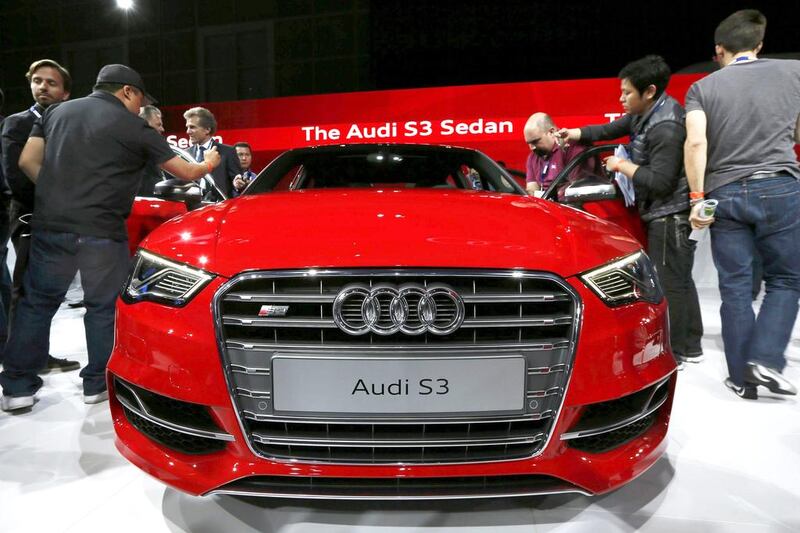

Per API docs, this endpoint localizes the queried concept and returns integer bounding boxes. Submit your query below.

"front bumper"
[108,275,676,498]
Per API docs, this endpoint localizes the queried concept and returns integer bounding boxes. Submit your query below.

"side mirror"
[562,175,618,203]
[154,178,203,210]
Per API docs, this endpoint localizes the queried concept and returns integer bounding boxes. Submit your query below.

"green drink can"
[701,199,718,219]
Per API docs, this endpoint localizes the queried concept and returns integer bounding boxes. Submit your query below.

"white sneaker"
[745,363,797,396]
[1,395,35,412]
[84,390,109,404]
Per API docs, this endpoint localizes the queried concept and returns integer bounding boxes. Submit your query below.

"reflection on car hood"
[141,190,641,278]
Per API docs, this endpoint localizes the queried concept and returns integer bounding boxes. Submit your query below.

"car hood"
[141,190,641,278]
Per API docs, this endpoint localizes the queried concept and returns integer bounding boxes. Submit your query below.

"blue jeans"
[0,229,130,397]
[709,176,800,386]
[0,197,11,355]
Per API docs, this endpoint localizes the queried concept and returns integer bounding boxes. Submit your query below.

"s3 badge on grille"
[258,305,289,317]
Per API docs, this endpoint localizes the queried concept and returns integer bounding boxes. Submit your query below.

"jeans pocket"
[760,186,800,234]
[674,218,695,251]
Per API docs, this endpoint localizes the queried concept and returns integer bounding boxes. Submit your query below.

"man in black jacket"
[0,59,79,373]
[0,88,10,359]
[183,106,239,198]
[560,55,703,365]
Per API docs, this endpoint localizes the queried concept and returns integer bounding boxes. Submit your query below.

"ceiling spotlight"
[116,0,134,9]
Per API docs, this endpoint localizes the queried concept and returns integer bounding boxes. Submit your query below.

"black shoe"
[724,378,758,400]
[678,353,705,364]
[744,363,798,395]
[38,355,81,375]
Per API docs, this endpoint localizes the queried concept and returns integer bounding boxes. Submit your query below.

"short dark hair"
[26,59,72,93]
[93,82,126,95]
[233,142,252,152]
[183,107,217,135]
[714,9,766,53]
[618,55,671,99]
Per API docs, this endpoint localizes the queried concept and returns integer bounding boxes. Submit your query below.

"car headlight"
[580,251,663,307]
[121,250,214,307]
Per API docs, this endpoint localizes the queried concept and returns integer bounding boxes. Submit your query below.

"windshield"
[245,145,524,195]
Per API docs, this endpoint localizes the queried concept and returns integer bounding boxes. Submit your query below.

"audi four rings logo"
[332,283,466,336]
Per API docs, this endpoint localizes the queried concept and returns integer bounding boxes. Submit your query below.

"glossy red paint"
[125,197,187,255]
[111,390,672,496]
[112,141,676,498]
[141,190,641,277]
[109,189,676,496]
[109,275,675,496]
[582,199,647,248]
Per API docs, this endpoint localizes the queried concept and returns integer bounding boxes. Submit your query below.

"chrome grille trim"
[230,363,567,376]
[251,434,546,447]
[222,315,573,329]
[239,414,552,424]
[230,365,269,374]
[241,412,556,423]
[225,339,572,352]
[224,316,337,328]
[222,291,572,304]
[213,269,581,465]
[235,388,271,398]
[462,316,572,328]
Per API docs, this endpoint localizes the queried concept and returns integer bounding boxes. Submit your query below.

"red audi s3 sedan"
[109,143,676,499]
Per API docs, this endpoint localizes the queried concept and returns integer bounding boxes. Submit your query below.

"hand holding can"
[699,199,718,219]
[689,199,717,240]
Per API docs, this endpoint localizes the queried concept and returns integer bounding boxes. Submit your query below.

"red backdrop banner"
[162,74,706,173]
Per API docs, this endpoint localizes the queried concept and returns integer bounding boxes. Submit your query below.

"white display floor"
[1,282,799,532]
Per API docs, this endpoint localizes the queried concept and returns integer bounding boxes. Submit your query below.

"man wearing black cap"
[0,64,222,412]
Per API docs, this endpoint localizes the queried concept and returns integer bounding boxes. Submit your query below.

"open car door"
[542,144,647,246]
[126,147,228,255]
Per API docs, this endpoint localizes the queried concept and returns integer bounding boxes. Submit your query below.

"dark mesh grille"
[215,474,579,498]
[114,377,228,455]
[566,380,668,436]
[249,418,549,463]
[567,413,656,454]
[115,377,219,432]
[122,406,227,455]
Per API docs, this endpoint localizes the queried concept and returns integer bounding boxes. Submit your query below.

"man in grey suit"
[183,106,239,198]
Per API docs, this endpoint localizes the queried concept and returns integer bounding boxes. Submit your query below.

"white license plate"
[272,356,526,415]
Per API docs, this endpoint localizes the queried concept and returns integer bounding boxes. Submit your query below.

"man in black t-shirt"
[0,65,222,412]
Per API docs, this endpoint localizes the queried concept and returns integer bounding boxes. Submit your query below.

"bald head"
[523,112,559,157]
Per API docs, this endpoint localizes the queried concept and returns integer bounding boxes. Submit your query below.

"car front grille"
[214,269,579,464]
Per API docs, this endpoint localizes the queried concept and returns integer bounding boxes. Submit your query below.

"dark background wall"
[0,0,795,115]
